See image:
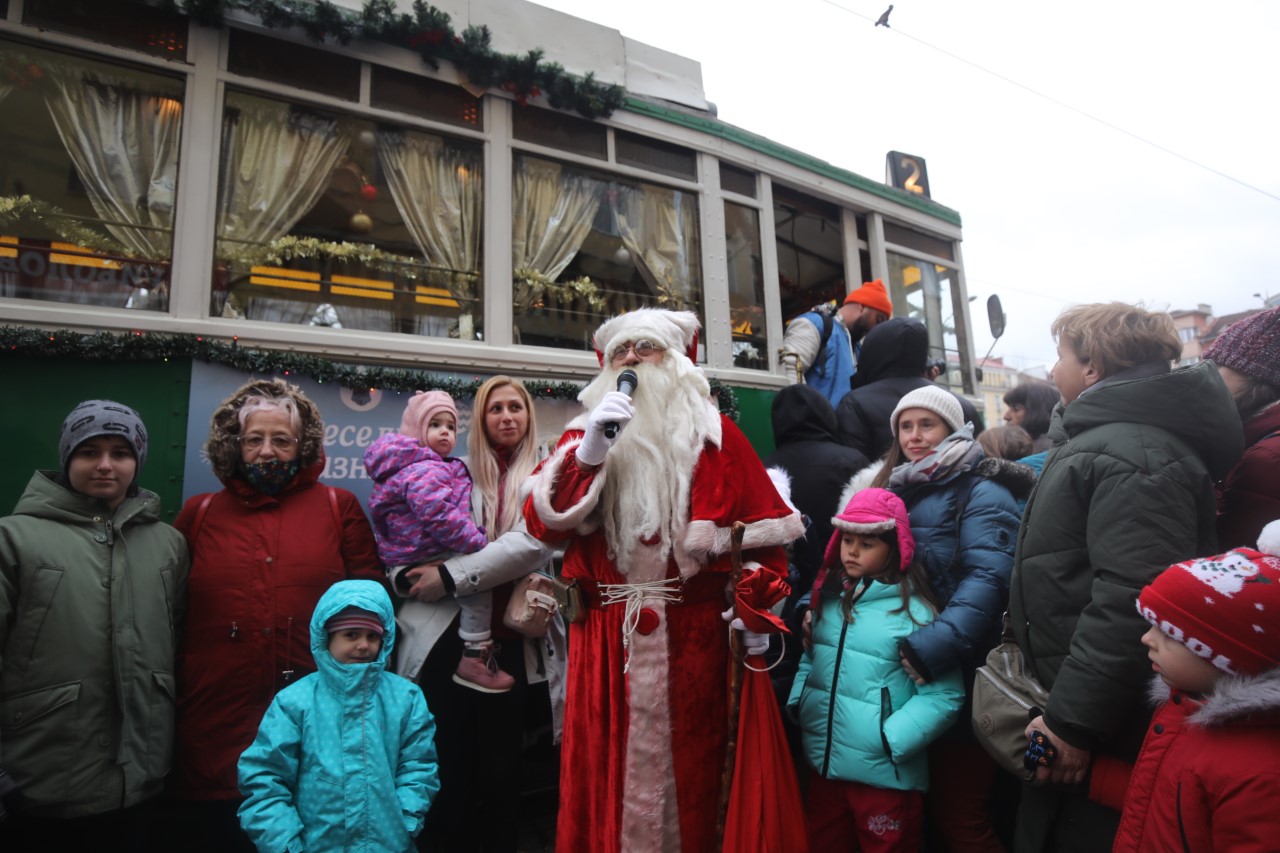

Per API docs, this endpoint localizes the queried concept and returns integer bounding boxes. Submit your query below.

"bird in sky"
[875,4,893,27]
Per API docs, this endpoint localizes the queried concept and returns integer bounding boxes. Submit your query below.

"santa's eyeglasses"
[609,339,664,365]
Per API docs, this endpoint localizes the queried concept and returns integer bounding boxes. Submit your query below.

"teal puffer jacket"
[788,579,964,791]
[0,471,189,818]
[237,580,439,853]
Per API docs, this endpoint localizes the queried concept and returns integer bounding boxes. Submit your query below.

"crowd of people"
[2,298,1278,853]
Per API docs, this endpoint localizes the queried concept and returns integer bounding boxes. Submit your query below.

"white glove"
[576,391,634,467]
[721,607,769,656]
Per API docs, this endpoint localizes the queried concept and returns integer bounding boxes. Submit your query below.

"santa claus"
[525,308,803,852]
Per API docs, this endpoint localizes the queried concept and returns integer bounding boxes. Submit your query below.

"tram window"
[0,38,183,312]
[511,154,703,356]
[370,65,482,130]
[23,0,187,60]
[884,221,954,262]
[228,30,360,102]
[773,185,844,322]
[615,131,697,181]
[725,202,767,370]
[889,252,963,388]
[211,90,484,339]
[720,163,757,198]
[512,106,606,159]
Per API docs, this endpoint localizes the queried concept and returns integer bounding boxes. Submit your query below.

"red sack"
[722,654,809,853]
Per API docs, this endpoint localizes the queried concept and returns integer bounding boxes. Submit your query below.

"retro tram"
[0,0,979,513]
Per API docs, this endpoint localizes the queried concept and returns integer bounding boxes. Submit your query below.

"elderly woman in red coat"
[172,379,382,852]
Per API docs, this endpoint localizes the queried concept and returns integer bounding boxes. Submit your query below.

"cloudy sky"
[535,0,1280,371]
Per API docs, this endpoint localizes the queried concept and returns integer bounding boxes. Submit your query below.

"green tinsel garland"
[0,326,739,419]
[158,0,625,119]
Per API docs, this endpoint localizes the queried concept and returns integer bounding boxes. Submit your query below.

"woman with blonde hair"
[390,375,559,853]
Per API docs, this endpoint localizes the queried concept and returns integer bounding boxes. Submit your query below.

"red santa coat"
[172,460,383,799]
[525,410,803,853]
[1109,671,1280,853]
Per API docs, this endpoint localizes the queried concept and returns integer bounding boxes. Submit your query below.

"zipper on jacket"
[1176,779,1192,853]
[104,519,114,546]
[880,686,899,780]
[820,616,851,778]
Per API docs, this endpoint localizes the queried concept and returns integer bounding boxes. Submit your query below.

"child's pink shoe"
[452,643,515,693]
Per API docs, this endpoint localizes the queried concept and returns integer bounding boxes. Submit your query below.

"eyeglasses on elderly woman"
[238,435,299,451]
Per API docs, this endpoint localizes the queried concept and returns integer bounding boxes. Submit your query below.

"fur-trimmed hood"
[974,457,1038,501]
[204,378,326,481]
[1150,668,1280,728]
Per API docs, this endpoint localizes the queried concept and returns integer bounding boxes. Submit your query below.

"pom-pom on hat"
[822,487,916,572]
[889,385,964,436]
[844,279,894,317]
[325,605,385,636]
[592,308,701,367]
[1136,519,1280,676]
[58,399,148,475]
[400,390,458,446]
[1203,306,1280,389]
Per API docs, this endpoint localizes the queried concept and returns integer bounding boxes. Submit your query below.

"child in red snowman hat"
[1089,520,1280,852]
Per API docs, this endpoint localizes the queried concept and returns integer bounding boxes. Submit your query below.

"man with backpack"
[780,279,892,409]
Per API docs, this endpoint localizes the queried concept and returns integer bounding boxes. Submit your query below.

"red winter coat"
[172,459,383,799]
[1216,402,1280,551]
[1109,671,1280,853]
[525,412,803,853]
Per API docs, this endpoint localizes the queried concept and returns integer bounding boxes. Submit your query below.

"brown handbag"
[502,572,560,638]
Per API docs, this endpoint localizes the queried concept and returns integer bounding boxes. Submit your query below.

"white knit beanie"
[889,385,965,435]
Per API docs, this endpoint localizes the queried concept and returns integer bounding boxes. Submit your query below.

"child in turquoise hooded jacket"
[237,580,439,853]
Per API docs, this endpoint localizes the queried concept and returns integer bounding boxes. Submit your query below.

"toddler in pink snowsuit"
[365,390,514,693]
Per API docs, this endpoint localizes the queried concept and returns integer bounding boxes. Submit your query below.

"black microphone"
[603,369,638,439]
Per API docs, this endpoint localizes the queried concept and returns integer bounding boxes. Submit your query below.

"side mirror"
[987,295,1006,340]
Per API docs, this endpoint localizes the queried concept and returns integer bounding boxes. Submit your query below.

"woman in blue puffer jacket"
[237,580,439,853]
[858,385,1030,851]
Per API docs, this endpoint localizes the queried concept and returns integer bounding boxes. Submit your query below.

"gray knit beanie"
[58,400,148,475]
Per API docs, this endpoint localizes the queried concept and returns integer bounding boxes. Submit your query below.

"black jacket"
[763,385,869,608]
[835,318,983,459]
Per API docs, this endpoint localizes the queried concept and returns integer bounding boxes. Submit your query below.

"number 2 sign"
[886,151,931,198]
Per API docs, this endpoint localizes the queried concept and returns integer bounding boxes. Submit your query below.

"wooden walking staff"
[716,521,748,846]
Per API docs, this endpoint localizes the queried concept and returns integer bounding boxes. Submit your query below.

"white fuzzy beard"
[579,355,714,575]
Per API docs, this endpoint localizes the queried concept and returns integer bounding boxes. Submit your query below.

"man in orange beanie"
[780,279,892,409]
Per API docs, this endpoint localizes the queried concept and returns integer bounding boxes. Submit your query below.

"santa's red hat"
[592,308,700,366]
[1136,520,1280,676]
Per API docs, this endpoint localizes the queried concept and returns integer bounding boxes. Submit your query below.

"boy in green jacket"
[0,400,189,852]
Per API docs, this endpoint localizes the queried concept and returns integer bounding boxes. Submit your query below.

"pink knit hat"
[400,390,458,446]
[822,487,916,572]
[325,605,385,636]
[1136,521,1280,676]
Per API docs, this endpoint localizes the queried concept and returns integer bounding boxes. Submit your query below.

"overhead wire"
[821,0,1280,204]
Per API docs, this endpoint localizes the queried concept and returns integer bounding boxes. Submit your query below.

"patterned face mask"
[242,458,300,495]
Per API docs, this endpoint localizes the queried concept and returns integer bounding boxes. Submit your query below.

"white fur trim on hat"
[1258,520,1280,557]
[831,518,897,535]
[593,308,700,363]
[890,385,965,435]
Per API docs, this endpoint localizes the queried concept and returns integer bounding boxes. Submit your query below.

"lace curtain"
[512,157,602,282]
[376,129,482,299]
[215,99,349,324]
[42,64,182,260]
[611,184,699,310]
[216,101,349,248]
